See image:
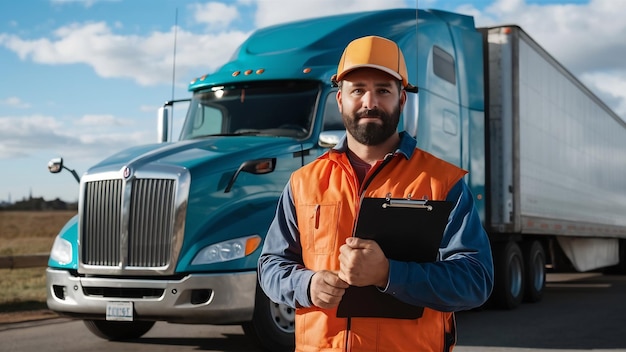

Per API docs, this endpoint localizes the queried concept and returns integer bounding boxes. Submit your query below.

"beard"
[342,105,401,146]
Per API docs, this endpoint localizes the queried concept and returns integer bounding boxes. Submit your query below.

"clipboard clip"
[382,199,433,211]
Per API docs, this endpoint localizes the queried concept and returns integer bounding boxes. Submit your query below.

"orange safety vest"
[290,148,467,352]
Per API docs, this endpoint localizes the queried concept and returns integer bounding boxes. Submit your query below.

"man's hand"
[338,237,389,288]
[309,270,349,309]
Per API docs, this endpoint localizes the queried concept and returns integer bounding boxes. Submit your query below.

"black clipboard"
[336,197,453,319]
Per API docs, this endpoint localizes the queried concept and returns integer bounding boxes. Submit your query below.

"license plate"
[106,301,133,321]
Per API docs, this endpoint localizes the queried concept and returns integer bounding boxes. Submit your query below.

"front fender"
[176,195,280,273]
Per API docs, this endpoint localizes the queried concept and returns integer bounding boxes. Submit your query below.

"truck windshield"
[180,80,320,140]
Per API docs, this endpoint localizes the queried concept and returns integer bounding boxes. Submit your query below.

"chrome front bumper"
[46,267,257,324]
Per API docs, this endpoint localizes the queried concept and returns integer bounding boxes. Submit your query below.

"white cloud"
[78,130,151,147]
[190,2,240,29]
[0,115,70,158]
[0,22,249,86]
[0,97,30,108]
[0,115,61,136]
[51,0,121,8]
[139,105,156,113]
[450,0,626,121]
[462,0,626,74]
[74,114,133,127]
[170,28,251,80]
[580,71,626,120]
[254,0,412,28]
[0,114,150,160]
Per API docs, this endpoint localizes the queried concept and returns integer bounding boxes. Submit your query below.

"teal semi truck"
[46,8,626,351]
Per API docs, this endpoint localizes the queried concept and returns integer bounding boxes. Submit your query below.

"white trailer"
[484,25,626,308]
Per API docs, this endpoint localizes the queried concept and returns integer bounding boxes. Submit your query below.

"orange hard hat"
[331,35,417,93]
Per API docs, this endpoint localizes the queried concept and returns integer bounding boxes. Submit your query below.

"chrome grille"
[128,179,175,267]
[82,178,176,268]
[82,179,123,266]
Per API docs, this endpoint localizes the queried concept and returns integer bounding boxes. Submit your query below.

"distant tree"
[5,197,77,211]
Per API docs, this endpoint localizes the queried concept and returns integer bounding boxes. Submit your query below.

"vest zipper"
[361,152,396,193]
[351,152,396,235]
[345,152,396,352]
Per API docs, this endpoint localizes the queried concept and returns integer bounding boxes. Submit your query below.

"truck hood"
[85,136,305,176]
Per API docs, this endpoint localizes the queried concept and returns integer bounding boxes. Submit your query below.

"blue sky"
[0,0,623,203]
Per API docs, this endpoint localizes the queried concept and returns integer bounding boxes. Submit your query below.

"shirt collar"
[331,131,416,159]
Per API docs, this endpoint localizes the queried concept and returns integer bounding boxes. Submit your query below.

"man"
[258,35,494,352]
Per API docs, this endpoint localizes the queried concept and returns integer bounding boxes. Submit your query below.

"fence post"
[0,254,49,269]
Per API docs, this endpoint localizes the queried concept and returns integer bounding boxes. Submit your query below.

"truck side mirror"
[224,158,276,193]
[158,99,192,143]
[318,131,345,148]
[157,106,171,143]
[48,157,64,174]
[48,157,80,183]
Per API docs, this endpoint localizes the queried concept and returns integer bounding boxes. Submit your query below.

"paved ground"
[0,310,58,324]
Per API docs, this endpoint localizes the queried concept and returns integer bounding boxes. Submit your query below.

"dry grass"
[0,211,76,311]
[0,268,49,310]
[0,210,75,255]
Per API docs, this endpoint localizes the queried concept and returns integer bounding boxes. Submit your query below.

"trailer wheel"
[491,241,525,309]
[83,319,155,340]
[241,284,295,352]
[522,240,545,303]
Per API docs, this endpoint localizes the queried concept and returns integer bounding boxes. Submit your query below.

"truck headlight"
[191,235,261,265]
[50,236,73,265]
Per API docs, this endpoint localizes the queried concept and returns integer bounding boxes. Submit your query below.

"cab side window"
[433,46,456,85]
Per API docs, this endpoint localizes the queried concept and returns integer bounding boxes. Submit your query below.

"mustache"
[356,109,384,119]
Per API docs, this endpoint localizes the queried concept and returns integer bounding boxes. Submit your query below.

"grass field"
[0,210,76,312]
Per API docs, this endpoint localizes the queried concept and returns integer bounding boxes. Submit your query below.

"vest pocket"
[299,203,340,255]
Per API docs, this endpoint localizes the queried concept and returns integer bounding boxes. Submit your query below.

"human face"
[337,68,406,146]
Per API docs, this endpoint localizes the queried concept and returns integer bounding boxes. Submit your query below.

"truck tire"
[241,284,295,351]
[491,241,525,309]
[522,240,545,303]
[83,319,155,340]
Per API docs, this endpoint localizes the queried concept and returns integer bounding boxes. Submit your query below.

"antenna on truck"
[415,6,419,90]
[158,8,180,143]
[171,8,178,102]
